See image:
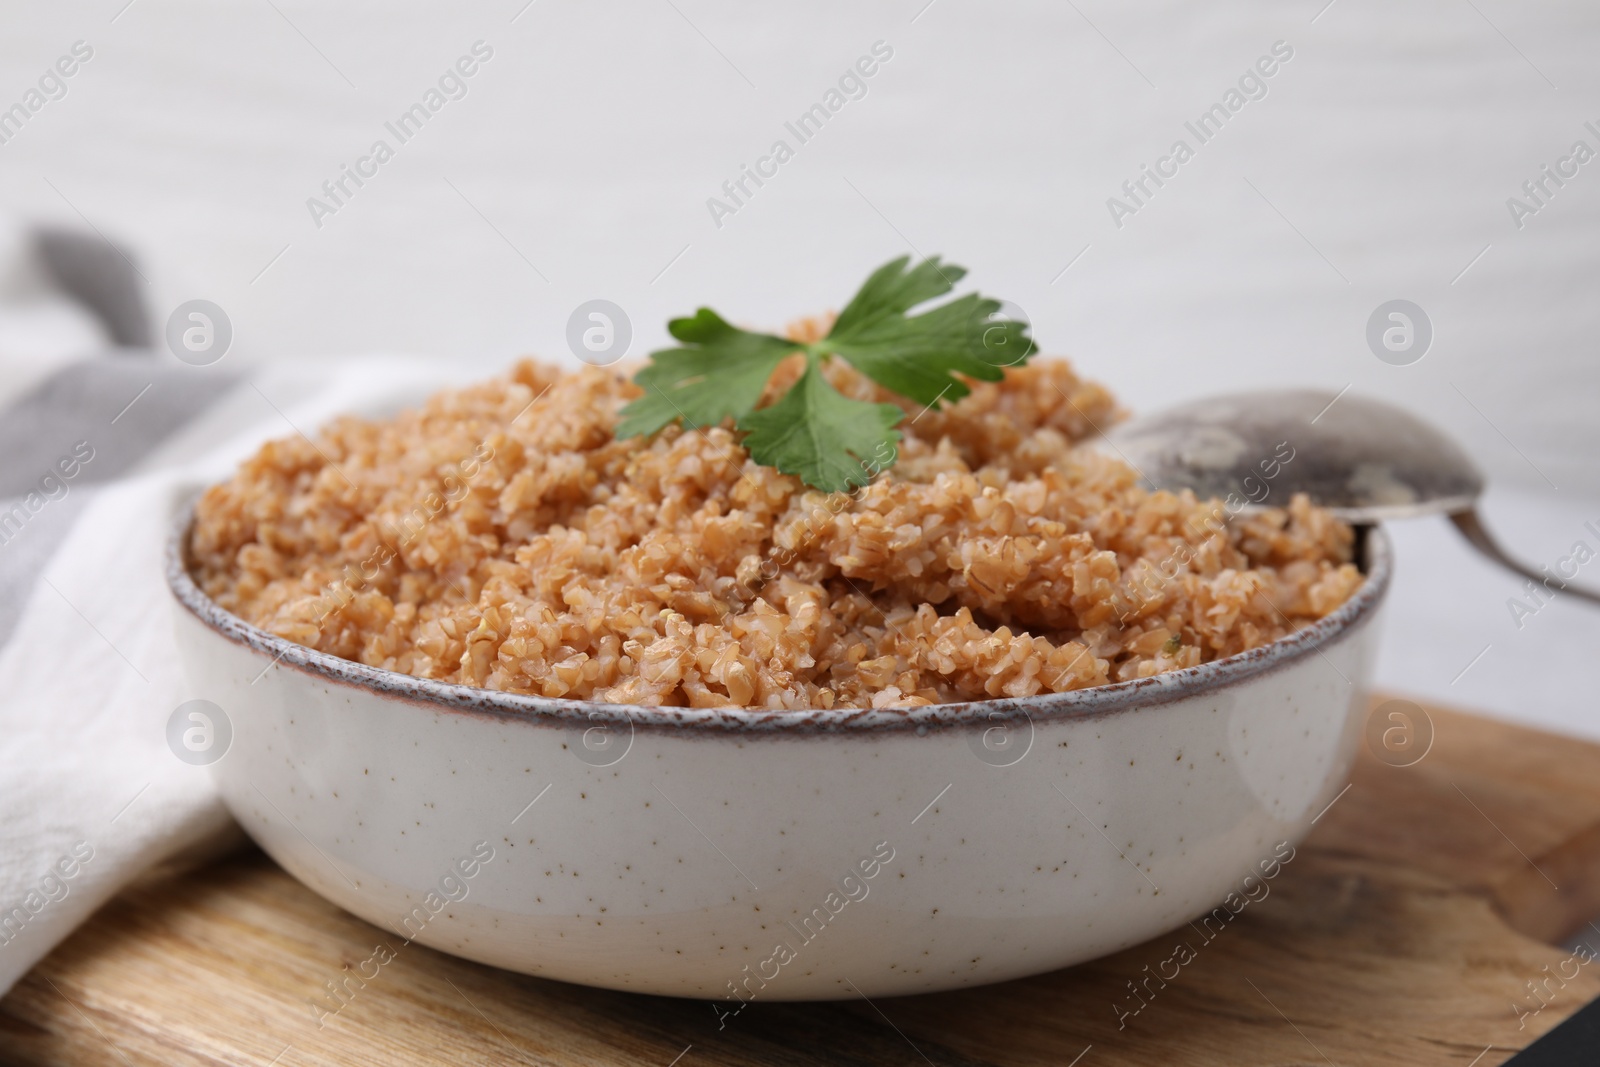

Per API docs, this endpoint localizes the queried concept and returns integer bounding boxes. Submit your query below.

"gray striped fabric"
[0,357,237,649]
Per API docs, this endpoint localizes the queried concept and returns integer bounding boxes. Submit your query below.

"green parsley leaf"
[819,255,1034,408]
[738,360,903,493]
[613,309,799,440]
[613,255,1033,491]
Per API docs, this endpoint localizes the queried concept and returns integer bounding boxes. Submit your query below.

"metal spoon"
[1099,388,1600,607]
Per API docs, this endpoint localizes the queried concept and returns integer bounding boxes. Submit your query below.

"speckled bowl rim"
[166,508,1390,735]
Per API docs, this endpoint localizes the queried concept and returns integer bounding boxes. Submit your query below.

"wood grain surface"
[4,698,1599,1067]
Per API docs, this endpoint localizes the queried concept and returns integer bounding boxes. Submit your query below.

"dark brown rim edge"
[166,508,1391,735]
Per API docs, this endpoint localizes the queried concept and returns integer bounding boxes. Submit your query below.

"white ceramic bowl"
[168,519,1390,1001]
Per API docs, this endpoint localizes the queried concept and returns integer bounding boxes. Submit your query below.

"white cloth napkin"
[0,356,457,995]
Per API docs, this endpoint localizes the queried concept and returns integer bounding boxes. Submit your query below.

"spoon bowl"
[1103,387,1600,607]
[1101,388,1483,523]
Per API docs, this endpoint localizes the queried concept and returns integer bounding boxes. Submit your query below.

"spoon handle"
[1449,508,1600,608]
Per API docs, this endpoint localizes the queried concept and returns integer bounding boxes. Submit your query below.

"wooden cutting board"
[5,697,1600,1067]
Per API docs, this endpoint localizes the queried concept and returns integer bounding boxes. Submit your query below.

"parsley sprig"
[615,256,1034,492]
